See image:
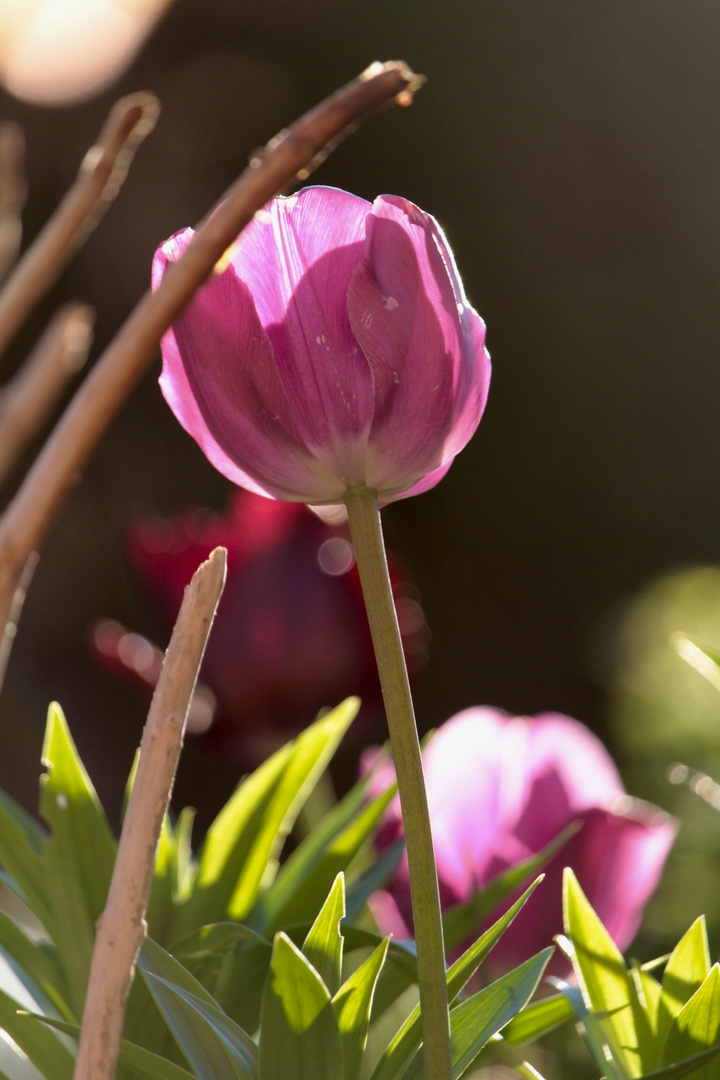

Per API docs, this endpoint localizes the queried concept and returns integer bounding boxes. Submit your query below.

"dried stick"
[0,122,26,281]
[0,93,159,359]
[0,552,39,694]
[0,61,423,681]
[0,303,94,486]
[72,546,227,1080]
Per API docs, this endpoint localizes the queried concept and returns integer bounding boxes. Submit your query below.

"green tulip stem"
[344,485,451,1080]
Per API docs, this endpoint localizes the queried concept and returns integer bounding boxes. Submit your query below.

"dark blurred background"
[1,2,720,955]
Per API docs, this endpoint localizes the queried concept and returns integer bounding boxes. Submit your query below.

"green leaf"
[138,936,220,1007]
[187,700,359,930]
[172,922,270,977]
[258,932,343,1080]
[657,917,711,1047]
[404,948,554,1080]
[30,1015,197,1080]
[38,703,117,1019]
[147,808,197,940]
[146,813,175,941]
[673,635,720,693]
[339,928,417,1024]
[129,934,226,1062]
[169,928,274,1040]
[370,878,543,1080]
[332,937,389,1080]
[443,823,579,953]
[500,992,575,1045]
[144,973,259,1080]
[0,790,48,926]
[0,789,45,849]
[261,777,396,933]
[638,1042,720,1079]
[0,913,69,1017]
[660,966,720,1079]
[632,964,664,1065]
[302,873,345,996]
[635,966,663,1037]
[211,942,274,1040]
[564,867,648,1078]
[116,1036,199,1080]
[0,991,74,1080]
[345,841,404,924]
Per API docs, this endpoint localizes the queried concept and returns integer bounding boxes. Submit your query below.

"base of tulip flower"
[343,484,452,1080]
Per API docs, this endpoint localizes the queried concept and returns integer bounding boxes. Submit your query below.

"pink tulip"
[365,708,677,970]
[153,186,490,504]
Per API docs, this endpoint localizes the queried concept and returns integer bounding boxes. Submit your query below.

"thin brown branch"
[0,303,94,486]
[72,546,227,1080]
[0,122,26,282]
[0,93,159,359]
[0,61,424,685]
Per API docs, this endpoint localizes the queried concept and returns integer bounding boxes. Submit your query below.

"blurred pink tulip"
[93,490,427,759]
[365,707,677,970]
[153,186,490,505]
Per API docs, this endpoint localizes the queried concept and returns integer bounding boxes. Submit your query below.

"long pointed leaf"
[660,965,720,1079]
[0,792,48,928]
[259,932,343,1080]
[564,868,646,1078]
[144,973,258,1080]
[30,1015,196,1080]
[0,991,74,1080]
[657,917,710,1047]
[405,948,554,1080]
[188,700,358,929]
[638,1041,720,1079]
[302,874,345,996]
[0,913,69,1017]
[261,778,396,933]
[39,704,117,1018]
[370,878,543,1080]
[332,938,389,1080]
[500,992,574,1045]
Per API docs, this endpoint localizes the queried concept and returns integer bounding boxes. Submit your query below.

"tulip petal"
[347,196,490,492]
[387,460,454,503]
[575,799,678,948]
[421,709,531,896]
[155,233,346,502]
[228,187,376,482]
[511,713,625,852]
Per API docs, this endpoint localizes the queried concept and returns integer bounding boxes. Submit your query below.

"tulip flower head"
[365,708,677,971]
[153,186,490,504]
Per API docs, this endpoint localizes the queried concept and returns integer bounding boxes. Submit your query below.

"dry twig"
[0,61,424,686]
[0,303,94,486]
[0,93,159,359]
[72,546,227,1080]
[0,122,26,281]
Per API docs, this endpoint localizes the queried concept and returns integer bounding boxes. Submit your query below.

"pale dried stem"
[0,552,38,692]
[345,487,451,1080]
[0,61,424,688]
[0,122,26,282]
[0,93,159,359]
[72,546,227,1080]
[0,303,94,486]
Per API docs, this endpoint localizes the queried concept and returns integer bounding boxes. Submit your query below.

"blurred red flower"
[92,490,427,760]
